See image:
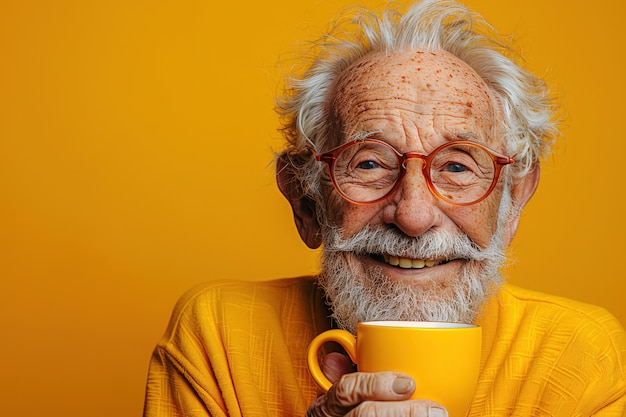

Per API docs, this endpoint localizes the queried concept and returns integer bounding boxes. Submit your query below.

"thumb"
[321,352,355,384]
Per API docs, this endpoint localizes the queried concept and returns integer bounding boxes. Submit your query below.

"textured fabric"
[143,277,626,416]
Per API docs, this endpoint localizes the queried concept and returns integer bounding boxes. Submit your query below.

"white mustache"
[323,224,501,263]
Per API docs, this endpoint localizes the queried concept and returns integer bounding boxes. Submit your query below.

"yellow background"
[1,0,624,415]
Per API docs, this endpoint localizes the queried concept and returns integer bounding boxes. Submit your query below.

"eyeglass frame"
[314,138,515,206]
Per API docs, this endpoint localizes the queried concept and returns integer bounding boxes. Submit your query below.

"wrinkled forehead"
[332,49,502,144]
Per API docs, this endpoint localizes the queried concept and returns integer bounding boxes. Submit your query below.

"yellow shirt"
[143,277,626,416]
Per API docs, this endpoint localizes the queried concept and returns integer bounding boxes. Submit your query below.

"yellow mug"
[307,321,481,417]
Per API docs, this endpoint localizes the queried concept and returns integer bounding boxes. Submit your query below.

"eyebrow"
[346,130,382,142]
[449,131,482,143]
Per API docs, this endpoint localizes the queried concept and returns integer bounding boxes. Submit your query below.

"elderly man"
[143,0,626,416]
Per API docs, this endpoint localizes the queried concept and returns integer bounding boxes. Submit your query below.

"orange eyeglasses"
[315,139,514,206]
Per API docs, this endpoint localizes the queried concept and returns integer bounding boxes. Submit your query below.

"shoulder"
[496,283,626,376]
[173,276,318,312]
[159,276,320,344]
[499,283,625,334]
[479,285,626,413]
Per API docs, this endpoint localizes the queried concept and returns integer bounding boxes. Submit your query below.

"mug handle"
[306,329,358,392]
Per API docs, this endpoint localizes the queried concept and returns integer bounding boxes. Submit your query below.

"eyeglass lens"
[331,141,497,204]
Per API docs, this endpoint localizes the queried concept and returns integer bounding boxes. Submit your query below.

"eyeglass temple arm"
[315,153,336,165]
[496,156,515,165]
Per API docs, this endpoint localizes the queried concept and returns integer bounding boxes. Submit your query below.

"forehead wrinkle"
[344,93,490,122]
[341,95,427,115]
[334,49,503,149]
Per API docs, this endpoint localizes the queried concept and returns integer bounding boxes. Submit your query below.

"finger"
[328,372,415,412]
[305,394,334,417]
[322,352,355,384]
[346,399,448,417]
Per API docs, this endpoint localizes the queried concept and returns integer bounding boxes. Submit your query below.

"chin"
[318,250,504,333]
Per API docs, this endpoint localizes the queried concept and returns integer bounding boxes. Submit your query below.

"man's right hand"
[306,352,448,417]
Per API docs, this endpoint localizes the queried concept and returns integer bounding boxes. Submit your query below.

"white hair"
[277,0,559,208]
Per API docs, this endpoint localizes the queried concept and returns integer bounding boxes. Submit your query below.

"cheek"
[448,192,502,248]
[326,199,383,239]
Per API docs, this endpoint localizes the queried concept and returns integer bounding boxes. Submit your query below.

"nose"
[382,160,439,237]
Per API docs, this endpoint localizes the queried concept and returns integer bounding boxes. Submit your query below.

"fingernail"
[392,376,415,394]
[428,406,448,417]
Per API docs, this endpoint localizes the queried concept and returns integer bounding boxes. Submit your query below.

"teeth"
[399,258,412,268]
[383,255,442,269]
[412,259,425,268]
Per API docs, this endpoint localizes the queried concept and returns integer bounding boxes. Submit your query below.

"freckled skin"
[325,49,507,285]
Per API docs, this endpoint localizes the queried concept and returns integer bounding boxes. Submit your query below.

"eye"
[356,160,381,170]
[444,162,469,173]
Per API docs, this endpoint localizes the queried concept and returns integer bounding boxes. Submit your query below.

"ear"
[276,155,322,249]
[502,164,540,246]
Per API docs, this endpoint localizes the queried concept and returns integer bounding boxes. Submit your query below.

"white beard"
[317,190,513,334]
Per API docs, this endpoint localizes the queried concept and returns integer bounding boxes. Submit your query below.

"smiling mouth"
[371,254,455,269]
